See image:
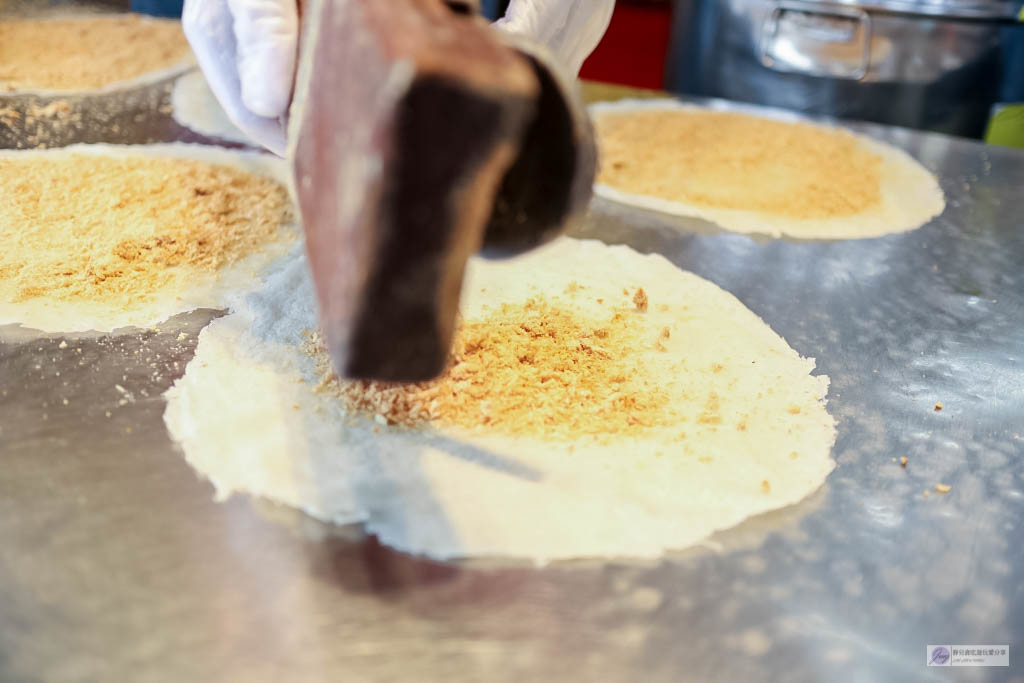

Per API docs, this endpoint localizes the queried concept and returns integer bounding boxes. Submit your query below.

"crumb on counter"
[934,403,943,412]
[935,483,951,494]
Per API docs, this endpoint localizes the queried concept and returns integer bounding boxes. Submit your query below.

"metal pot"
[666,0,1024,137]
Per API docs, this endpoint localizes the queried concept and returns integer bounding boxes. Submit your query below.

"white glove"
[182,0,297,155]
[495,0,614,77]
[182,0,612,156]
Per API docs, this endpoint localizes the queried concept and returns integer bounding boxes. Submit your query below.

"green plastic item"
[985,104,1024,149]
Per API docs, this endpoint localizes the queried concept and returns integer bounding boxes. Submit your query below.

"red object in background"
[579,1,673,90]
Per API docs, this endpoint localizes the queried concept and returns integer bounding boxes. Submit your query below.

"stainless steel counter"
[1,80,1023,683]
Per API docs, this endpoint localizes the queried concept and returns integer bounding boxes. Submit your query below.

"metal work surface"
[2,81,1023,682]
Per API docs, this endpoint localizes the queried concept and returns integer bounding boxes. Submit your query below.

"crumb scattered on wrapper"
[761,480,771,494]
[934,403,943,411]
[935,484,951,494]
[633,287,649,312]
[900,456,908,468]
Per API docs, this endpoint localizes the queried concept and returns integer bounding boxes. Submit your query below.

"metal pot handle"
[759,1,873,81]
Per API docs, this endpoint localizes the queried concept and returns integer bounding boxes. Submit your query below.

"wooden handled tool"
[289,0,596,382]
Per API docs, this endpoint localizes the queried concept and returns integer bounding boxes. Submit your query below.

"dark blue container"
[130,0,183,18]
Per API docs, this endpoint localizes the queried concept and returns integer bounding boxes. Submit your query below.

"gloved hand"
[183,0,297,155]
[182,0,613,156]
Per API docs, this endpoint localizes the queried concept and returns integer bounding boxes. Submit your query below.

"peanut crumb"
[900,456,908,468]
[595,109,884,219]
[697,392,722,425]
[934,402,943,411]
[0,155,290,307]
[27,100,73,120]
[633,287,648,312]
[761,480,771,494]
[0,16,190,91]
[660,327,671,340]
[305,296,676,441]
[935,483,951,494]
[789,451,799,459]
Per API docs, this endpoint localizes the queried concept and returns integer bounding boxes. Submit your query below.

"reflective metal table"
[1,78,1023,683]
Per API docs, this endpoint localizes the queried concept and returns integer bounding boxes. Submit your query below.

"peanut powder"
[165,236,838,561]
[0,154,291,306]
[0,15,191,92]
[595,109,884,220]
[306,297,677,440]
